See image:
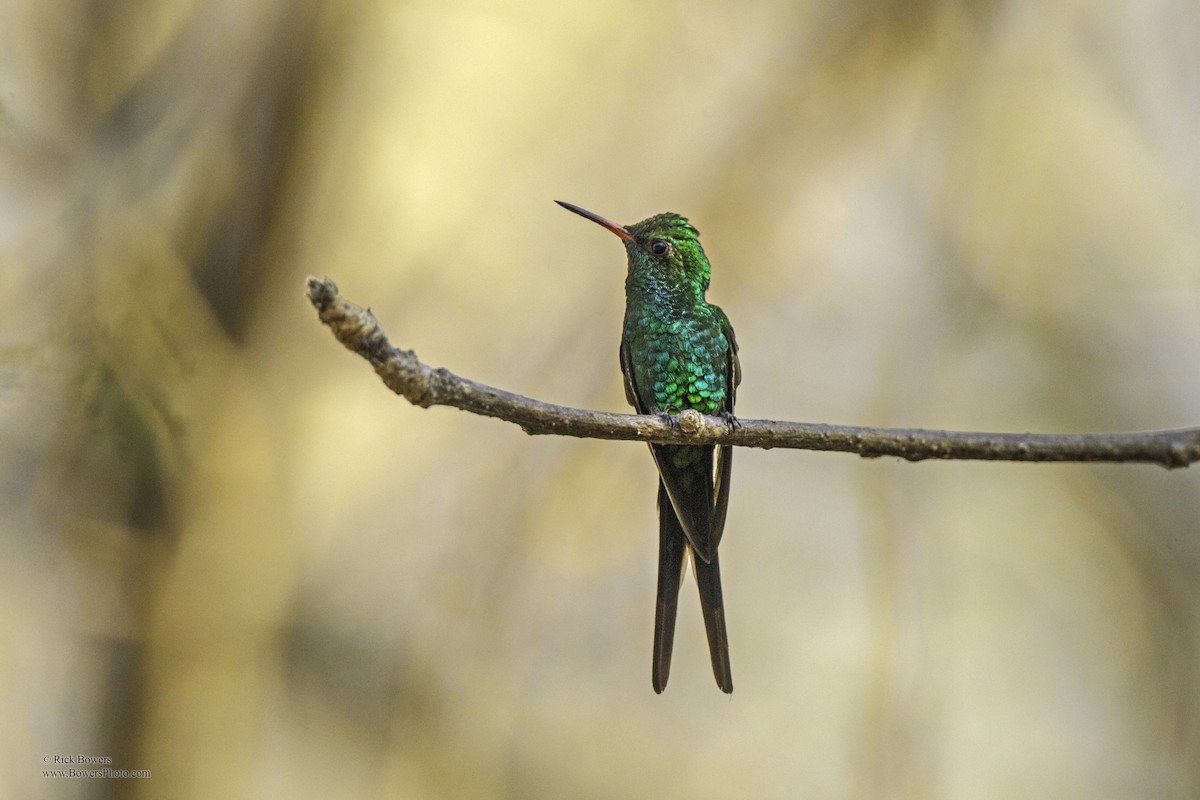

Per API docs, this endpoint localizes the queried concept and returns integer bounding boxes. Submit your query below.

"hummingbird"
[557,200,741,693]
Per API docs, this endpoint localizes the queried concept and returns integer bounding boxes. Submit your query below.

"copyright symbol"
[42,755,50,763]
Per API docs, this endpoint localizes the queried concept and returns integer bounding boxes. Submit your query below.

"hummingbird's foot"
[657,408,682,428]
[722,411,742,430]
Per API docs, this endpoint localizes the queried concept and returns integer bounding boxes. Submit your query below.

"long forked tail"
[653,481,733,694]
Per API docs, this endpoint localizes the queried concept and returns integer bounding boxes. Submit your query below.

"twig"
[305,276,1200,469]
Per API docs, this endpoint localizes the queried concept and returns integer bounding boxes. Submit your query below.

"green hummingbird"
[557,200,741,694]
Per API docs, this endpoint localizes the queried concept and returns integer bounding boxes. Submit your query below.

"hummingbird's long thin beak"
[556,200,635,242]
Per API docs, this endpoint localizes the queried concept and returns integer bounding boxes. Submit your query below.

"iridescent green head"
[556,201,712,295]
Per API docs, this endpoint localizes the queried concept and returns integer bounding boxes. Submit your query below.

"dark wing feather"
[712,304,741,401]
[708,304,740,550]
[652,446,716,561]
[619,334,642,411]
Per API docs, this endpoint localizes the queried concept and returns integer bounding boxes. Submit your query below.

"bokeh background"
[4,1,1200,798]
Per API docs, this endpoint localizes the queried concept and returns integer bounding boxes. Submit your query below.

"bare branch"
[306,276,1200,469]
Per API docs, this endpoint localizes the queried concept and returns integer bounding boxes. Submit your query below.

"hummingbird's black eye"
[649,240,669,256]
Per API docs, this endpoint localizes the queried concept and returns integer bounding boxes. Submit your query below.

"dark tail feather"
[653,480,686,693]
[693,549,733,693]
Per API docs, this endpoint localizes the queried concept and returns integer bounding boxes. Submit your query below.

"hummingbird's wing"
[712,304,741,398]
[710,442,733,552]
[619,333,641,410]
[653,446,717,562]
[709,305,740,551]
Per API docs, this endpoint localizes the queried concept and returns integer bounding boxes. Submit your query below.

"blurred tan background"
[3,1,1200,798]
